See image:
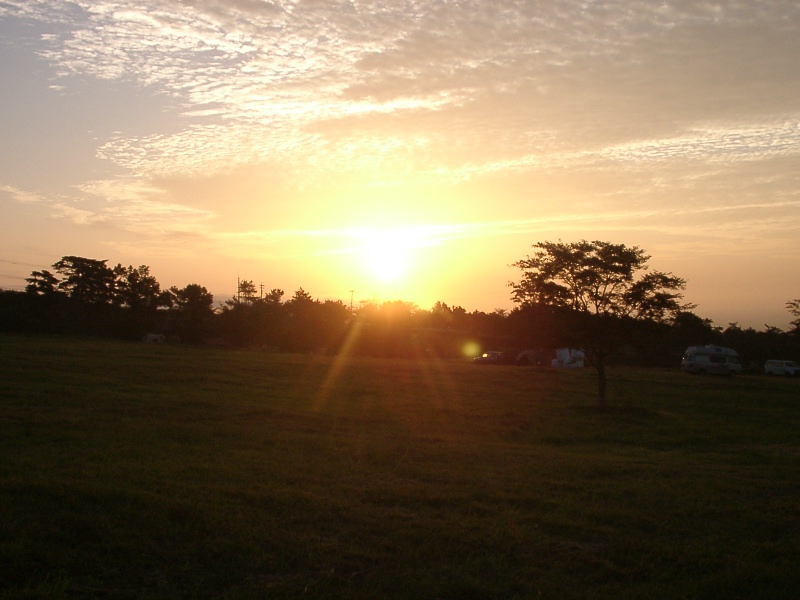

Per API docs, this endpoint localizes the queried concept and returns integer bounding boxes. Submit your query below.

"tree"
[113,264,170,338]
[671,311,720,344]
[52,256,116,305]
[219,285,287,348]
[46,256,118,334]
[788,298,800,336]
[25,270,61,297]
[349,300,422,358]
[23,269,68,333]
[169,284,215,343]
[264,288,284,305]
[237,279,258,304]
[285,288,322,352]
[317,299,352,353]
[511,240,691,406]
[113,265,168,311]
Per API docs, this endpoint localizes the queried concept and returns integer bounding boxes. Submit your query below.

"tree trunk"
[596,358,607,408]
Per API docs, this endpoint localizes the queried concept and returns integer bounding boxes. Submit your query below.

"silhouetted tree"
[237,279,258,304]
[511,240,691,406]
[53,256,116,305]
[219,286,288,348]
[113,264,170,338]
[169,284,215,343]
[467,309,513,350]
[0,290,45,332]
[719,322,798,372]
[317,299,352,353]
[257,288,288,348]
[418,302,472,358]
[350,300,421,358]
[788,298,800,336]
[264,288,284,305]
[670,311,720,345]
[506,303,569,358]
[25,270,61,298]
[218,301,256,346]
[21,269,67,333]
[47,256,117,334]
[113,265,167,309]
[285,288,322,352]
[279,288,350,353]
[666,311,722,364]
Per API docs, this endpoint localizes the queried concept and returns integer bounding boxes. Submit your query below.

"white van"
[681,345,743,376]
[764,360,800,376]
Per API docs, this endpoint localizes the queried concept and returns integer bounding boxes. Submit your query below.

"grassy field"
[1,334,799,599]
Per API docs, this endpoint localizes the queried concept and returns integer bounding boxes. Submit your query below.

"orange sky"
[2,1,799,328]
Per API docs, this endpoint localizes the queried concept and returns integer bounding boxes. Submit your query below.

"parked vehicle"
[764,360,800,376]
[473,351,508,364]
[681,345,742,376]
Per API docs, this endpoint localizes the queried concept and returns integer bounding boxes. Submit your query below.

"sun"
[341,223,447,301]
[361,230,414,283]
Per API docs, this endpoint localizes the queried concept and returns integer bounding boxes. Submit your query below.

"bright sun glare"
[361,230,415,283]
[342,223,450,302]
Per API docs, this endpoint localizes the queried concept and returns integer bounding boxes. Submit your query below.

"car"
[681,345,742,376]
[764,360,800,376]
[473,351,507,364]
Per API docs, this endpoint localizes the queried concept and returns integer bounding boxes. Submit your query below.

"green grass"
[1,334,799,599]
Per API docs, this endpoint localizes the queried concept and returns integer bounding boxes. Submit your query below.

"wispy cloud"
[600,120,800,165]
[75,178,217,234]
[0,185,45,204]
[6,0,797,186]
[52,202,102,226]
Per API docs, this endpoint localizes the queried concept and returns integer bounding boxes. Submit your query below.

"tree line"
[1,250,798,378]
[509,240,798,403]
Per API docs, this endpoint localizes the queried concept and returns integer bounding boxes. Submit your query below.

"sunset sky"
[2,1,799,329]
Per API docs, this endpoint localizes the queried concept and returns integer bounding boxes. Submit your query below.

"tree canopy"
[53,256,116,305]
[511,240,691,405]
[511,240,690,322]
[787,298,800,335]
[169,284,215,344]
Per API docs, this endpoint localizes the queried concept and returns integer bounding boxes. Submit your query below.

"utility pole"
[349,289,354,312]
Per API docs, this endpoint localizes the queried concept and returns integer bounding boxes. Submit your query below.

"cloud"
[0,184,45,204]
[3,1,800,266]
[75,178,217,234]
[5,0,797,189]
[52,202,102,226]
